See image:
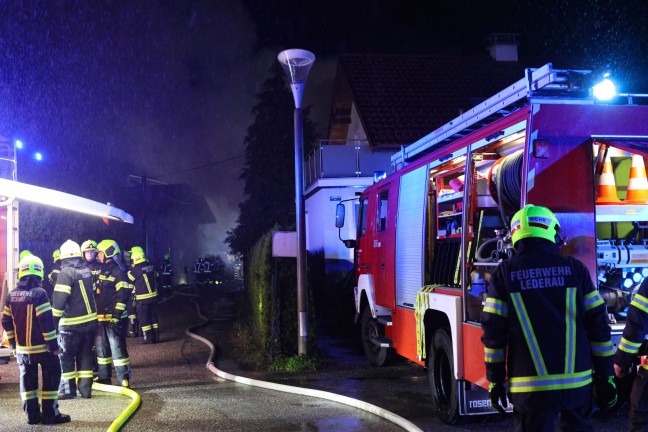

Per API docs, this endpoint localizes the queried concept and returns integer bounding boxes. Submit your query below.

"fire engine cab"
[336,63,648,423]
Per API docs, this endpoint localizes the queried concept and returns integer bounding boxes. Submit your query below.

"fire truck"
[0,176,133,361]
[336,63,648,423]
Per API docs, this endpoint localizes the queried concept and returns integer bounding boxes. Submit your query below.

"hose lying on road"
[186,298,424,432]
[92,382,141,432]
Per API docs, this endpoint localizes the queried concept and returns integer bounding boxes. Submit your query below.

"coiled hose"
[185,297,424,432]
[490,149,523,227]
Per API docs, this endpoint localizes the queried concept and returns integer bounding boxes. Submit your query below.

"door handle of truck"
[381,263,385,269]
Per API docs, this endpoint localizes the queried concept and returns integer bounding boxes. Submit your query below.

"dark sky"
[1,0,647,254]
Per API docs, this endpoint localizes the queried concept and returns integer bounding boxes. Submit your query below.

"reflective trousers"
[95,321,130,383]
[629,368,648,432]
[17,352,62,423]
[513,402,593,432]
[58,329,95,398]
[136,301,159,338]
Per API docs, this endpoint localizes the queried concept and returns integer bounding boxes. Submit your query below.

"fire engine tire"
[360,307,393,367]
[428,329,458,424]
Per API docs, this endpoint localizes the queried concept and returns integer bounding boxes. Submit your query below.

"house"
[305,37,545,287]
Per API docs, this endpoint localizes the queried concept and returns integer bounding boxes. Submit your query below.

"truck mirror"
[343,239,356,249]
[335,203,345,228]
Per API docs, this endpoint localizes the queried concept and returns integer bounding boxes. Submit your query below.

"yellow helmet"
[510,204,561,247]
[19,250,33,260]
[81,239,98,253]
[18,255,44,280]
[60,240,82,259]
[52,249,61,263]
[97,240,120,258]
[130,246,146,265]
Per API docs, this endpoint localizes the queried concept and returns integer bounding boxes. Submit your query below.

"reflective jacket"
[481,238,614,412]
[48,261,61,287]
[160,260,173,276]
[615,277,648,373]
[95,260,132,322]
[2,278,59,355]
[83,259,102,284]
[52,258,98,332]
[127,261,158,303]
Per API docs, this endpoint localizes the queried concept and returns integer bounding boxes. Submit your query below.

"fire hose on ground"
[185,298,424,432]
[91,381,141,432]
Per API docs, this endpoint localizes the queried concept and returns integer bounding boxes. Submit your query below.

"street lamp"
[277,48,315,355]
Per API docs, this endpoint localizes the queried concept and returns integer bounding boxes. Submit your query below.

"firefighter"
[202,255,213,285]
[159,252,173,296]
[47,249,61,298]
[81,239,101,282]
[213,255,225,284]
[481,204,616,431]
[2,255,71,425]
[614,275,648,430]
[95,240,132,387]
[128,246,160,344]
[193,256,203,285]
[52,240,97,399]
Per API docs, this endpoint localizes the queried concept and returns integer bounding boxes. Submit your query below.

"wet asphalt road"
[0,285,633,431]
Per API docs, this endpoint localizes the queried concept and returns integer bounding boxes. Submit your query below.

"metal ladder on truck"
[390,63,592,170]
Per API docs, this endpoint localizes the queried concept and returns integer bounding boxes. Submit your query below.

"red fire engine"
[336,63,648,423]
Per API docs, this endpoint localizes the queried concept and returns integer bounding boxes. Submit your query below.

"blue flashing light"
[642,268,648,278]
[593,74,617,101]
[633,272,644,283]
[15,139,23,149]
[34,152,43,161]
[623,277,634,289]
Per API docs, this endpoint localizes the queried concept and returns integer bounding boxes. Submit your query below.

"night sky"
[1,0,647,255]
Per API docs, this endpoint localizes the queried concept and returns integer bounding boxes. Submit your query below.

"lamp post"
[277,48,315,355]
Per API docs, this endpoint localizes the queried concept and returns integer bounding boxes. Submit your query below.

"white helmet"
[60,239,82,259]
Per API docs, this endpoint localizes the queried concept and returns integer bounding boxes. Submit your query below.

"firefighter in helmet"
[81,239,101,283]
[2,255,71,425]
[159,252,173,296]
[193,256,204,285]
[128,246,160,343]
[481,204,616,430]
[614,268,648,429]
[47,249,62,298]
[51,240,97,399]
[95,240,132,387]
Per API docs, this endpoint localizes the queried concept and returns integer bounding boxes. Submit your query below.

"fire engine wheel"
[428,329,458,424]
[360,307,393,366]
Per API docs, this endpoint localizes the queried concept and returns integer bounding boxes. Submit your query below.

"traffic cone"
[596,155,623,204]
[626,154,648,204]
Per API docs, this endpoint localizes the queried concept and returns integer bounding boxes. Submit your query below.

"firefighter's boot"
[152,327,160,344]
[127,317,139,338]
[142,330,154,344]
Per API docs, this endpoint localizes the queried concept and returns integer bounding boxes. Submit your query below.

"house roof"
[329,54,544,149]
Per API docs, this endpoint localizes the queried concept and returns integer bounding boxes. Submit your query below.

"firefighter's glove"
[489,382,507,414]
[593,375,617,411]
[109,318,121,337]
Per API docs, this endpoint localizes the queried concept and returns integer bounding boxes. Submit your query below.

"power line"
[151,154,244,180]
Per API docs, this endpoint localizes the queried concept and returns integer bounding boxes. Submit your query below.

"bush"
[269,354,318,372]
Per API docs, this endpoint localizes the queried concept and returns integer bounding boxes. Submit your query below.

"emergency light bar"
[0,178,134,223]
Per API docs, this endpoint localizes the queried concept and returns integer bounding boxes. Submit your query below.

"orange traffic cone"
[626,154,648,204]
[596,155,623,204]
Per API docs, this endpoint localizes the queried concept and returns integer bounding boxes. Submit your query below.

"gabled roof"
[329,54,542,149]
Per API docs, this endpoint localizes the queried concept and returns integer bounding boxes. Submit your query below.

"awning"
[0,178,134,224]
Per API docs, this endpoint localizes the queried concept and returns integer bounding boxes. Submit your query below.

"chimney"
[489,33,519,62]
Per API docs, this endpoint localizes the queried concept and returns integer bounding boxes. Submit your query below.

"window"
[359,198,369,236]
[377,190,388,232]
